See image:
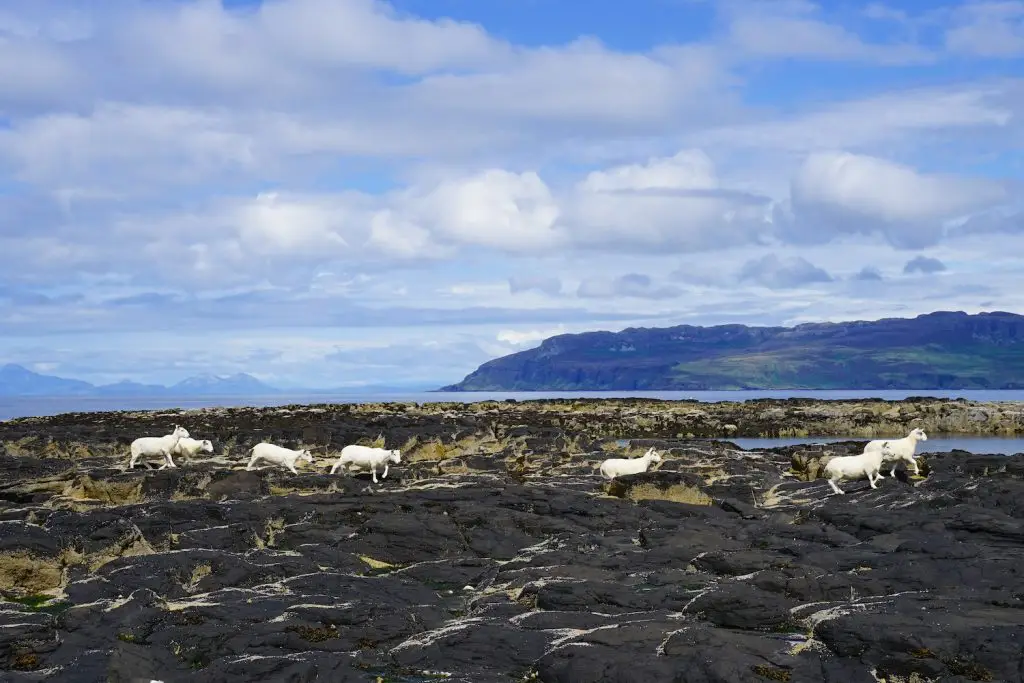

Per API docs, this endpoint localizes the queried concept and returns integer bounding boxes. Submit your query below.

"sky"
[0,0,1022,389]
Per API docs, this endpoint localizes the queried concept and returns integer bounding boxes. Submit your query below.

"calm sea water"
[728,436,1024,456]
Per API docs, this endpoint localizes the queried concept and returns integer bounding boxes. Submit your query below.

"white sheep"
[822,443,893,495]
[167,437,214,467]
[863,427,927,477]
[329,445,401,483]
[245,442,314,474]
[598,447,662,480]
[127,425,190,470]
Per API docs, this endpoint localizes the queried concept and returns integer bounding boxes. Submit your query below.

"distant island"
[0,365,281,398]
[0,365,436,398]
[440,311,1024,391]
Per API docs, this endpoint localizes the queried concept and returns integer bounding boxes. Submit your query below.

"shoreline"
[3,396,1024,438]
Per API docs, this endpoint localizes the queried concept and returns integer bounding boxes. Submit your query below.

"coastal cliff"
[442,310,1024,391]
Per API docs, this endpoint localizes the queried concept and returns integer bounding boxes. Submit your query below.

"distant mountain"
[92,380,171,397]
[440,311,1024,391]
[168,373,279,396]
[0,365,280,397]
[0,364,96,396]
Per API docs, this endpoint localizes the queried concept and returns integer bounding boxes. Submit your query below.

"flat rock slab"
[0,402,1021,682]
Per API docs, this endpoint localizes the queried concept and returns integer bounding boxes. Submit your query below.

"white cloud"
[782,151,1009,248]
[737,253,833,289]
[407,169,564,252]
[724,0,934,64]
[577,273,684,300]
[687,83,1014,155]
[509,276,562,296]
[408,40,727,125]
[946,2,1024,57]
[0,103,257,192]
[496,326,570,346]
[565,150,774,252]
[903,255,948,274]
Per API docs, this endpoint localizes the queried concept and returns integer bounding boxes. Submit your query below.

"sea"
[3,389,1024,454]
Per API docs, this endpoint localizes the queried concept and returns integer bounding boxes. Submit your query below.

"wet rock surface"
[0,400,1020,682]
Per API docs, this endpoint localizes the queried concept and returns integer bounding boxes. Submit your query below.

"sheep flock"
[126,424,929,497]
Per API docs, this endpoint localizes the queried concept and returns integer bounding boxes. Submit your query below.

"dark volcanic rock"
[0,402,1022,681]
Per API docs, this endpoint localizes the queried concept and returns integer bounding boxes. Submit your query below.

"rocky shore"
[0,398,1022,682]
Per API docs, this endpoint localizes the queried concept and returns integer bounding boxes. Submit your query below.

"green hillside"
[441,311,1024,391]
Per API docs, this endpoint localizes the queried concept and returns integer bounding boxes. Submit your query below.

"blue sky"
[0,0,1022,389]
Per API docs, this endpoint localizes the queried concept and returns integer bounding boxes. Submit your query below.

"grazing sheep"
[246,442,314,474]
[127,425,190,470]
[599,447,662,480]
[823,443,892,495]
[330,445,401,483]
[864,427,927,477]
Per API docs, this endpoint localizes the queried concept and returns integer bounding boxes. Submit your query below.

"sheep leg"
[371,464,379,484]
[381,463,389,480]
[329,458,342,475]
[868,470,879,489]
[288,463,299,475]
[246,455,260,471]
[827,478,845,495]
[164,452,177,469]
[909,456,920,476]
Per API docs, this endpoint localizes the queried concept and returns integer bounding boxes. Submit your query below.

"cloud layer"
[0,0,1021,387]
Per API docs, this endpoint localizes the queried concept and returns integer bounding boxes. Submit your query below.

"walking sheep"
[168,437,214,466]
[599,447,662,480]
[127,425,190,470]
[330,445,401,483]
[246,442,314,474]
[823,443,894,495]
[864,427,927,477]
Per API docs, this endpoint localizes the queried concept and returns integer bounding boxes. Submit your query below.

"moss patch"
[617,482,712,506]
[359,555,397,570]
[290,623,339,642]
[942,656,994,681]
[184,563,211,593]
[0,552,63,596]
[9,652,41,671]
[751,664,792,681]
[63,475,143,505]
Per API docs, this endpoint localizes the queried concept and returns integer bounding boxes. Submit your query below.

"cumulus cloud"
[577,273,683,300]
[737,253,833,289]
[852,266,884,281]
[903,255,947,274]
[781,151,1009,248]
[565,150,774,252]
